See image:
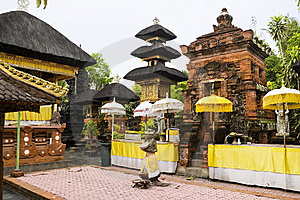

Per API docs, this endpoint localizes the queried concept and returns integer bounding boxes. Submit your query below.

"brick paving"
[13,166,281,200]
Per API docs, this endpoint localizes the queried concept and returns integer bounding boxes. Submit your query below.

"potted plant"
[82,120,100,155]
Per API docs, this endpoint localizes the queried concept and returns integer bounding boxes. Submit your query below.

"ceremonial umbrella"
[263,82,300,147]
[196,94,233,145]
[152,94,184,140]
[101,97,126,140]
[133,100,159,131]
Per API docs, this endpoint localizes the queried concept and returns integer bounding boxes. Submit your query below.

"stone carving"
[155,115,165,134]
[275,109,289,136]
[230,94,248,135]
[50,111,61,126]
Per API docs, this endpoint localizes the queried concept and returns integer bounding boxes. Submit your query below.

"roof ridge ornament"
[17,0,30,12]
[153,17,160,25]
[113,74,121,83]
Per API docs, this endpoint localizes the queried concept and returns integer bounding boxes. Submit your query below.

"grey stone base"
[176,166,209,178]
[4,161,67,176]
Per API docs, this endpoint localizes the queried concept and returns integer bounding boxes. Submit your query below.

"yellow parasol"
[196,94,233,144]
[263,81,300,147]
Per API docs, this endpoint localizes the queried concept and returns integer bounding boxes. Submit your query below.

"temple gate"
[177,8,275,175]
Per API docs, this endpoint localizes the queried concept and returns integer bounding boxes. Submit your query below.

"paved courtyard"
[9,166,277,200]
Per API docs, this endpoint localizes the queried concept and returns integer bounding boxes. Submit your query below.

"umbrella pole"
[167,110,169,142]
[145,115,147,132]
[283,104,287,191]
[212,112,215,145]
[112,114,114,141]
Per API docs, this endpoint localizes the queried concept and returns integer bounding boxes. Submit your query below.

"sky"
[1,0,300,87]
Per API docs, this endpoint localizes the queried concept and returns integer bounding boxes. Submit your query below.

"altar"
[111,140,179,173]
[208,144,300,192]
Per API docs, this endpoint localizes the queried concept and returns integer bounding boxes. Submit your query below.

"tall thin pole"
[283,103,287,191]
[0,112,5,200]
[112,114,114,141]
[16,111,20,170]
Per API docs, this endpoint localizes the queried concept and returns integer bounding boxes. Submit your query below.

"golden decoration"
[0,60,68,97]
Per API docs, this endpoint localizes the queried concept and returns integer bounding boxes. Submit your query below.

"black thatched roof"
[0,11,96,68]
[0,64,56,112]
[73,89,101,105]
[124,62,188,82]
[135,24,177,41]
[95,83,140,103]
[131,42,181,60]
[293,60,300,75]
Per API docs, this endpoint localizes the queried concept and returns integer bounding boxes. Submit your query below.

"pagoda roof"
[73,89,101,105]
[135,24,177,41]
[0,11,96,68]
[0,61,56,113]
[124,62,188,82]
[74,83,140,105]
[95,83,140,103]
[131,42,181,60]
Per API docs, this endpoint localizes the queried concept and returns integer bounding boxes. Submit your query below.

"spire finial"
[113,74,121,83]
[153,17,160,25]
[17,0,30,11]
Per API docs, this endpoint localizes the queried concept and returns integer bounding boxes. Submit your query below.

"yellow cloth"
[208,144,300,175]
[140,153,160,178]
[5,106,52,121]
[111,141,178,162]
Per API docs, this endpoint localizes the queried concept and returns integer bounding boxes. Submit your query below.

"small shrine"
[178,8,275,172]
[124,18,188,102]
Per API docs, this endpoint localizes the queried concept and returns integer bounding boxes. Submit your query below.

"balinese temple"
[177,8,274,176]
[124,18,188,102]
[0,7,95,168]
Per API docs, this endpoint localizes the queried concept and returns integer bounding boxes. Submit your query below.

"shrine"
[124,18,188,102]
[0,9,96,168]
[177,8,275,175]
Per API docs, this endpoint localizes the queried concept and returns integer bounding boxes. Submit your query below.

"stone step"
[190,159,203,167]
[185,167,209,178]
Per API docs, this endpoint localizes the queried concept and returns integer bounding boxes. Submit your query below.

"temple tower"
[177,8,275,175]
[124,18,188,102]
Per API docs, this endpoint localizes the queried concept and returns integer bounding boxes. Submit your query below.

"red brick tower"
[177,8,275,175]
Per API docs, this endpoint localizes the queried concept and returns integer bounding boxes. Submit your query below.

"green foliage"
[113,124,125,139]
[36,0,47,9]
[170,70,188,103]
[140,118,156,133]
[58,80,69,102]
[264,53,282,89]
[86,53,113,90]
[132,83,142,97]
[82,120,100,137]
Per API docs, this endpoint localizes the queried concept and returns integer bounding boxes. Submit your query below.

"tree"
[170,70,188,103]
[266,15,289,59]
[85,53,113,90]
[36,0,47,9]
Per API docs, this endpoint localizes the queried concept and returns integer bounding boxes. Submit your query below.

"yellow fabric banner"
[111,141,179,162]
[208,144,300,175]
[5,106,52,121]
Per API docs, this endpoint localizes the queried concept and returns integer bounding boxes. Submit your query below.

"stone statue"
[230,94,248,135]
[50,111,61,126]
[155,115,165,134]
[275,109,289,136]
[139,136,162,185]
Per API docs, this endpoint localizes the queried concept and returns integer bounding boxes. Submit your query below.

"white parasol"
[152,93,184,141]
[134,100,159,131]
[101,97,126,140]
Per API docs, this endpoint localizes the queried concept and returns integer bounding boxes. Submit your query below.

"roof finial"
[153,17,160,25]
[113,74,121,83]
[17,0,30,11]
